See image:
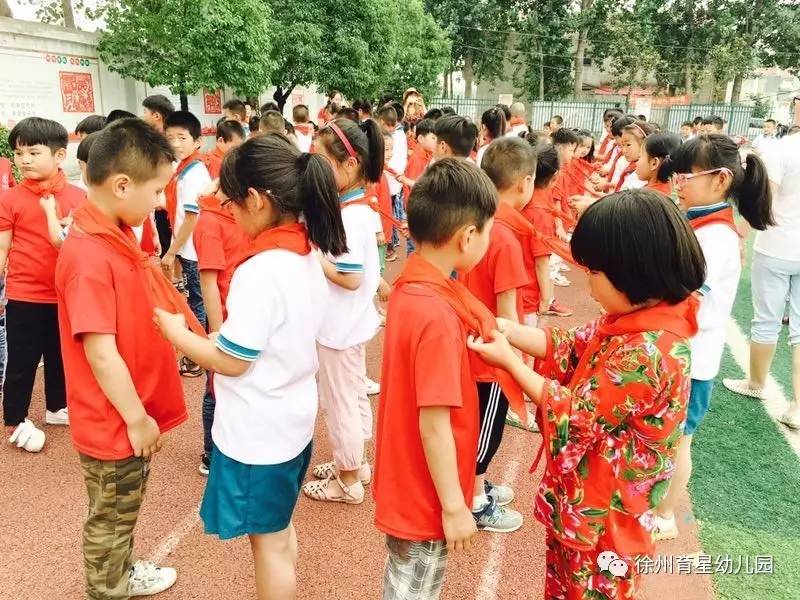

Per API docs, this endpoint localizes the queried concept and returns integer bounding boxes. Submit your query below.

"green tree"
[97,0,275,110]
[381,0,450,100]
[25,0,78,27]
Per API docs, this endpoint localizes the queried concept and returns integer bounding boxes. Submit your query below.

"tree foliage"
[97,0,274,103]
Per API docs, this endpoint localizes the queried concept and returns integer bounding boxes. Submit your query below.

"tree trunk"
[0,0,13,18]
[572,0,593,98]
[272,84,296,114]
[61,0,76,28]
[730,75,743,103]
[463,55,474,99]
[685,63,693,100]
[443,68,449,97]
[538,44,545,101]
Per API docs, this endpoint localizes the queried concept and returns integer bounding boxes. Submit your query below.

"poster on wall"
[203,89,222,114]
[0,49,101,132]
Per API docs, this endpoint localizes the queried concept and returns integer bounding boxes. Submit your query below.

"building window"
[583,56,593,67]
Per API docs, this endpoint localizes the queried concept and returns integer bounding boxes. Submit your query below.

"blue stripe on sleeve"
[335,262,364,273]
[216,334,260,361]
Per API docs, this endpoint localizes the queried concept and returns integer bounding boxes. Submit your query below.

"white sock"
[472,493,488,512]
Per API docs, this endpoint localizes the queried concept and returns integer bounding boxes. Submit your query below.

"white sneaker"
[366,378,381,396]
[552,272,571,287]
[129,561,177,597]
[45,408,69,425]
[8,419,45,452]
[653,514,679,541]
[779,405,800,430]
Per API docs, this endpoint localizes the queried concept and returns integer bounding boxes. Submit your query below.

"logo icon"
[597,551,629,577]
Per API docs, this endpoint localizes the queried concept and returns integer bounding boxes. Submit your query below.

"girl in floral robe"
[469,190,706,600]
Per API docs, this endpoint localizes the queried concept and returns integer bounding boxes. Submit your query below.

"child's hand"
[161,252,176,278]
[153,307,185,339]
[442,505,478,552]
[467,330,517,368]
[495,318,519,344]
[400,221,410,238]
[59,214,73,229]
[376,231,386,246]
[126,414,161,458]
[39,194,57,213]
[377,278,391,302]
[570,197,594,216]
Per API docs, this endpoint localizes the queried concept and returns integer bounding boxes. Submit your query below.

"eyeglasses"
[671,168,732,188]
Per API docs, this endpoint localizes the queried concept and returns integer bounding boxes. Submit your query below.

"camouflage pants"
[79,454,150,600]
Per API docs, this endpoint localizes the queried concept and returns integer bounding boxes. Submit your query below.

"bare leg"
[249,524,297,600]
[655,435,693,520]
[792,345,800,406]
[749,342,778,388]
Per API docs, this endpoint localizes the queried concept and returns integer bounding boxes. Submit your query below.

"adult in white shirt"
[505,102,530,137]
[724,133,800,429]
[751,119,779,155]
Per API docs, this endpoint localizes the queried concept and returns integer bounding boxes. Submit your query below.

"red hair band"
[326,121,358,160]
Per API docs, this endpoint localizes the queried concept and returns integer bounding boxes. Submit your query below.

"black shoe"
[198,453,210,476]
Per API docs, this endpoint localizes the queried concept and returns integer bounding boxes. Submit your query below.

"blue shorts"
[200,442,312,539]
[684,379,714,436]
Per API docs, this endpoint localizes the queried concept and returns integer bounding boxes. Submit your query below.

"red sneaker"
[542,299,573,317]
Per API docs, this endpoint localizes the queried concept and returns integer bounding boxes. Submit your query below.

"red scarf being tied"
[233,222,311,269]
[20,169,67,197]
[395,253,529,426]
[498,199,579,267]
[687,205,740,236]
[72,202,205,335]
[164,152,203,227]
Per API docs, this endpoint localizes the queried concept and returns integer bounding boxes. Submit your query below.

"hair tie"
[326,121,358,159]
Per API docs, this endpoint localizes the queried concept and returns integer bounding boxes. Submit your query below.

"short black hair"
[610,115,637,137]
[434,115,478,158]
[481,137,537,191]
[693,116,704,125]
[293,104,310,123]
[75,115,107,136]
[77,131,101,163]
[223,99,247,120]
[408,158,497,246]
[765,119,777,125]
[571,190,706,305]
[260,101,280,114]
[249,116,260,134]
[701,115,725,129]
[644,132,682,182]
[142,94,175,120]
[415,118,436,138]
[259,110,286,134]
[552,127,579,146]
[86,119,175,185]
[423,108,443,121]
[495,103,511,121]
[9,117,68,152]
[337,107,359,123]
[106,109,137,124]
[551,115,564,125]
[377,106,398,127]
[217,119,245,142]
[441,106,455,116]
[165,110,202,140]
[390,101,405,123]
[603,108,624,122]
[534,143,559,188]
[352,99,373,116]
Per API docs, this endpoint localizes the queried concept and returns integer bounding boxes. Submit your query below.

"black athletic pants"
[475,382,509,476]
[2,300,66,427]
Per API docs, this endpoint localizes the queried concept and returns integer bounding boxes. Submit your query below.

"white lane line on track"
[148,502,202,564]
[476,458,521,600]
[725,318,800,459]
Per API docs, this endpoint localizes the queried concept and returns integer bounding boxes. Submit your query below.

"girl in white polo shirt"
[302,117,384,506]
[653,133,774,540]
[154,133,347,599]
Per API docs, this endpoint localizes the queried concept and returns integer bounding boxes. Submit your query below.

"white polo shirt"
[213,248,328,465]
[317,189,381,350]
[388,125,408,196]
[174,161,211,262]
[756,135,800,262]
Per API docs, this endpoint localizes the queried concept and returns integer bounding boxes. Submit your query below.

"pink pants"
[317,343,373,471]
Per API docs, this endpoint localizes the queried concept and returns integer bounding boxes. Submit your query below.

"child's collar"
[686,201,729,219]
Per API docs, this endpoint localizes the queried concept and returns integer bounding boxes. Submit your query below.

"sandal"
[312,461,372,485]
[303,475,364,504]
[179,356,203,378]
[722,378,766,400]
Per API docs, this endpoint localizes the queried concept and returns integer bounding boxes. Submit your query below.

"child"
[549,115,564,132]
[521,143,572,320]
[635,132,680,197]
[162,110,212,344]
[203,120,245,179]
[433,115,479,161]
[259,110,287,136]
[460,137,536,532]
[616,121,655,191]
[596,109,623,162]
[191,174,249,475]
[302,118,384,505]
[292,104,314,152]
[477,107,507,166]
[1,117,85,451]
[468,189,706,599]
[75,115,107,140]
[680,121,694,141]
[223,99,250,136]
[654,134,774,539]
[56,118,197,597]
[142,94,175,133]
[352,99,373,122]
[549,129,579,287]
[397,117,436,200]
[373,158,495,599]
[377,106,408,261]
[154,133,346,599]
[369,132,396,269]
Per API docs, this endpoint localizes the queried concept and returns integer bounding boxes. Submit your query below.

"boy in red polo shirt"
[55,119,198,598]
[459,137,535,533]
[374,158,496,598]
[1,117,85,452]
[203,120,245,180]
[193,179,248,475]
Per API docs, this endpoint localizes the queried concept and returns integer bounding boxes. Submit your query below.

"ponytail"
[734,153,774,230]
[670,134,774,230]
[318,117,384,185]
[481,107,506,141]
[644,132,682,183]
[218,133,348,253]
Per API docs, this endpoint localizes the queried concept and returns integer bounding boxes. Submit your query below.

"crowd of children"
[0,89,786,600]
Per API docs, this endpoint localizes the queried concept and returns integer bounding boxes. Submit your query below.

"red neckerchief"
[233,222,311,269]
[294,123,314,137]
[72,202,205,335]
[645,180,672,196]
[688,205,740,236]
[20,169,66,197]
[497,201,578,268]
[509,116,526,127]
[394,253,528,425]
[342,186,403,228]
[164,152,203,226]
